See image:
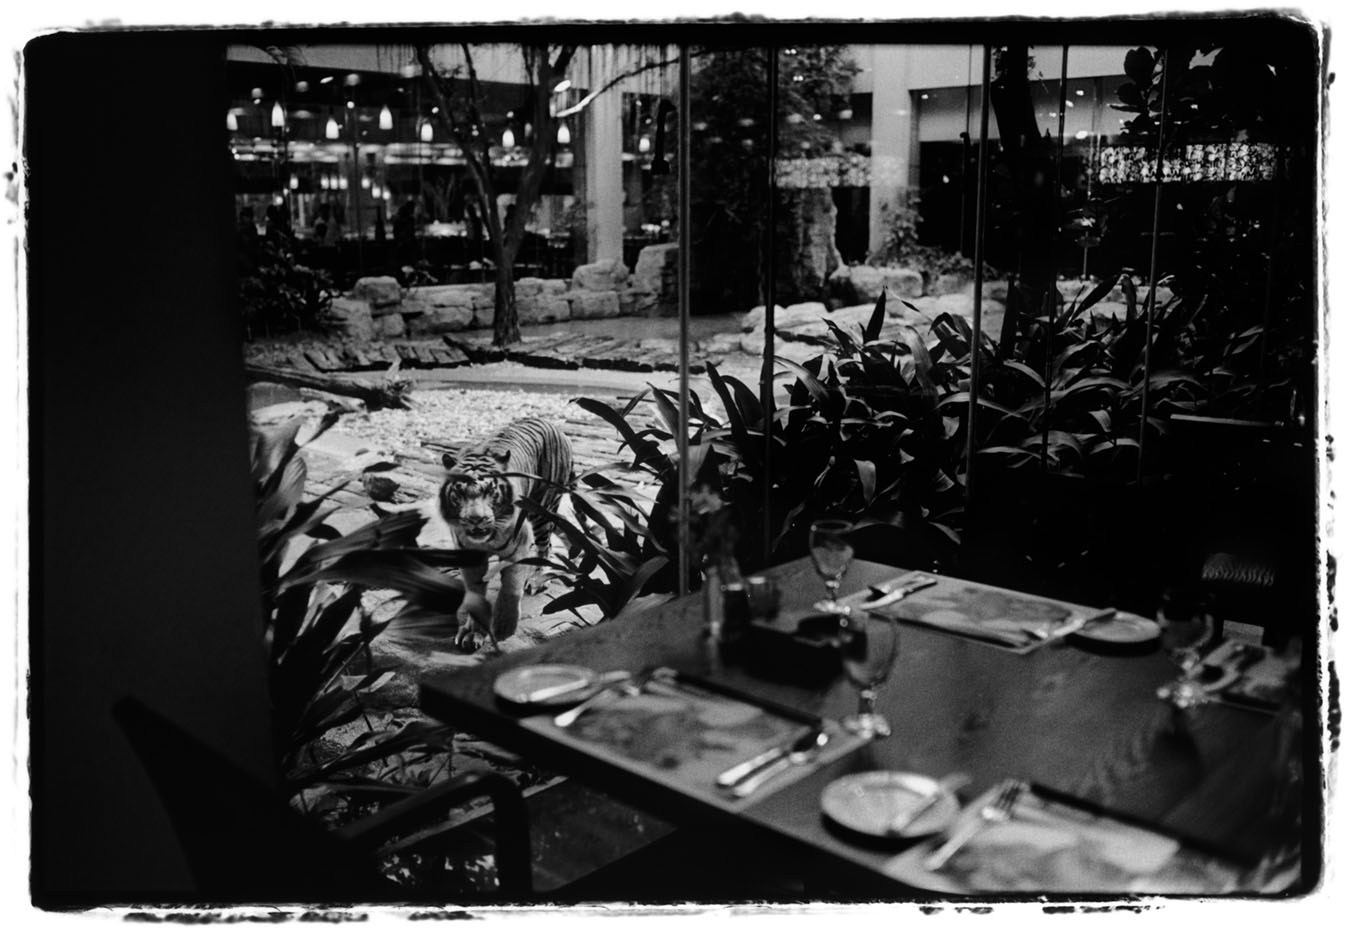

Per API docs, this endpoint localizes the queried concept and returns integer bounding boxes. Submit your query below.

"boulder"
[569,290,622,320]
[741,303,828,335]
[929,275,1008,301]
[322,297,375,343]
[350,276,403,309]
[701,332,745,354]
[514,277,546,298]
[632,243,679,293]
[517,295,571,325]
[377,311,406,340]
[411,284,478,311]
[739,333,821,364]
[540,278,569,296]
[571,259,631,292]
[410,305,475,334]
[845,265,924,303]
[930,293,1006,341]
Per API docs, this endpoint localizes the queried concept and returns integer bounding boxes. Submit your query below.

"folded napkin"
[885,787,1242,894]
[850,575,1085,653]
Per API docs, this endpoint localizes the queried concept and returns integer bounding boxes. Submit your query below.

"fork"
[923,779,1025,871]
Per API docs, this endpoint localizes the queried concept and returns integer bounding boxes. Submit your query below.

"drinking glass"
[809,519,855,615]
[840,615,901,738]
[1155,588,1218,708]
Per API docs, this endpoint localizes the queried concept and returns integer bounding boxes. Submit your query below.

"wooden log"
[243,363,414,410]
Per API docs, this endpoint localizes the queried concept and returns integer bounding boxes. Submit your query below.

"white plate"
[1070,611,1161,645]
[494,664,598,706]
[821,771,961,839]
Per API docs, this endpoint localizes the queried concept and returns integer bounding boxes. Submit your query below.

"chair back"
[112,696,393,903]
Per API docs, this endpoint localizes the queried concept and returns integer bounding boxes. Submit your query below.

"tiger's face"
[440,448,516,548]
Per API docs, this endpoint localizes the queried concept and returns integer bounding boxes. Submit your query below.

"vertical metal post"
[1137,49,1170,485]
[962,46,993,522]
[761,47,778,566]
[676,44,692,597]
[1041,45,1070,473]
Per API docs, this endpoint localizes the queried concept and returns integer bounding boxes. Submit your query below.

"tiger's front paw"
[453,613,483,652]
[454,592,495,653]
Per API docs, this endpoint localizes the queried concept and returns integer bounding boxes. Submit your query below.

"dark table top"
[419,558,1299,896]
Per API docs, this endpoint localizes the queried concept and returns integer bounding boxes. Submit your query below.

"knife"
[715,725,818,789]
[886,773,970,836]
[860,575,939,610]
[521,669,630,705]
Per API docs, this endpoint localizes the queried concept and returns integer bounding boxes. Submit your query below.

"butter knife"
[860,575,939,610]
[886,772,971,836]
[716,725,818,789]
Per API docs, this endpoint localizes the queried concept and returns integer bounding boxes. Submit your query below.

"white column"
[585,46,625,265]
[869,45,912,258]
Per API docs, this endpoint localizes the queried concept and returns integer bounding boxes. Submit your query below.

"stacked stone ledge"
[325,244,682,343]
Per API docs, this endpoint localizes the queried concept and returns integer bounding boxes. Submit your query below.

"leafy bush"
[239,226,337,340]
[533,293,963,614]
[251,411,488,797]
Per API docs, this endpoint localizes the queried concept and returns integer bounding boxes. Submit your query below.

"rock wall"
[327,244,683,342]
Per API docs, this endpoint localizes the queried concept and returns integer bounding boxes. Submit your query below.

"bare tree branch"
[554,53,681,118]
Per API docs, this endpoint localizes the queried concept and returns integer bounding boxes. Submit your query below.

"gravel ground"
[334,386,586,451]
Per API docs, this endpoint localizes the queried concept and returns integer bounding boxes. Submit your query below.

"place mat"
[884,783,1244,895]
[845,575,1097,655]
[519,677,865,812]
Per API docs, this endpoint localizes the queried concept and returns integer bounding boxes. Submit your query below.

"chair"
[112,696,531,904]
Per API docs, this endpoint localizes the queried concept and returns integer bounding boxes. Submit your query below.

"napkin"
[885,788,1242,894]
[850,576,1082,652]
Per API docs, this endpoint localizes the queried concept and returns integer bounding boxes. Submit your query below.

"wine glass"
[1155,588,1218,708]
[840,615,901,738]
[809,519,855,615]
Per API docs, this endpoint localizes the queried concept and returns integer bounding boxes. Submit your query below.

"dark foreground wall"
[27,33,276,905]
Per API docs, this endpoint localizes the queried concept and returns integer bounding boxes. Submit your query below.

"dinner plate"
[494,664,598,706]
[1068,611,1161,645]
[821,771,961,839]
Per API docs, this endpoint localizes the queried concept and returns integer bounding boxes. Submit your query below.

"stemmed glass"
[809,519,855,615]
[1155,588,1218,708]
[840,615,901,738]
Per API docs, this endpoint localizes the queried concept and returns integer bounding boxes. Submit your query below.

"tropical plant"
[238,225,338,340]
[534,292,963,615]
[251,411,489,802]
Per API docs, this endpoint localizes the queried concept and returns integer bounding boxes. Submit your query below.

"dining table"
[418,558,1308,899]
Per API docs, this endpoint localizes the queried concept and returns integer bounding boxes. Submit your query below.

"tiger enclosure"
[28,16,1323,909]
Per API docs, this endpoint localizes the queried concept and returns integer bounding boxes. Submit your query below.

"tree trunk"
[492,255,521,346]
